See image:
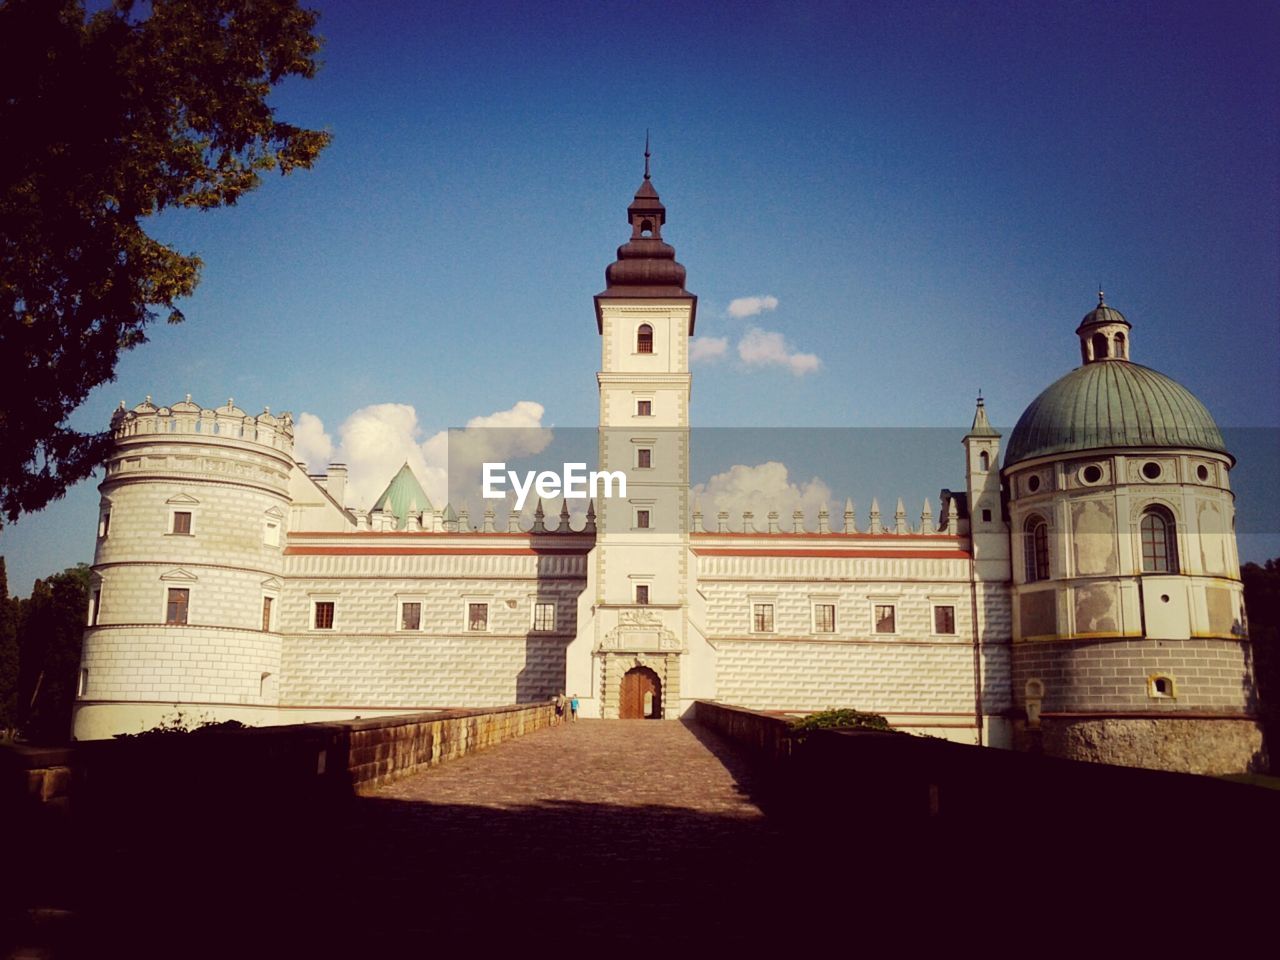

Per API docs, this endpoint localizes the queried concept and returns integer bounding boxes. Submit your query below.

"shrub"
[113,711,247,740]
[789,708,892,739]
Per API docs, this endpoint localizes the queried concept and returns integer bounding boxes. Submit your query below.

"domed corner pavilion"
[1000,293,1264,774]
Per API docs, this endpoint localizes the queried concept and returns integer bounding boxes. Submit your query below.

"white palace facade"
[72,165,1265,774]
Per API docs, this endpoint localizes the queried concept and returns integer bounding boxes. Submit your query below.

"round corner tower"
[73,396,295,739]
[1003,295,1263,774]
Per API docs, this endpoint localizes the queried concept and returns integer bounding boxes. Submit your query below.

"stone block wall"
[1012,637,1257,713]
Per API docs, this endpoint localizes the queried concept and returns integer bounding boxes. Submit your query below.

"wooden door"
[619,667,661,719]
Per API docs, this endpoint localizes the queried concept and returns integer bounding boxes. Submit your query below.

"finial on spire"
[1098,285,1105,305]
[976,389,984,408]
[644,130,651,180]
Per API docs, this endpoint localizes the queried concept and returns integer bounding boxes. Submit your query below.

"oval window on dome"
[1142,461,1162,481]
[1196,464,1210,482]
[1081,464,1103,484]
[1026,475,1040,493]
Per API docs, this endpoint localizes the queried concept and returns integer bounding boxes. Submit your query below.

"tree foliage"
[1243,559,1280,771]
[0,561,91,743]
[0,0,330,525]
[0,558,20,738]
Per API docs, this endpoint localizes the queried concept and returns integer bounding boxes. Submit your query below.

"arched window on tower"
[1091,332,1109,360]
[1024,516,1049,582]
[637,324,653,354]
[1140,506,1178,573]
[979,451,990,471]
[1113,331,1126,359]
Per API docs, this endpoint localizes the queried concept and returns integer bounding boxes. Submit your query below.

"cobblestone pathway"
[336,719,787,946]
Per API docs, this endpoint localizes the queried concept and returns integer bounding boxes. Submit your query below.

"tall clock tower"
[565,148,700,718]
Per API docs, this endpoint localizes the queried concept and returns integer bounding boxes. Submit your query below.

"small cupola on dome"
[1076,289,1131,363]
[596,136,696,332]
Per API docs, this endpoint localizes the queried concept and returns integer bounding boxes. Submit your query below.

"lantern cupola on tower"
[596,137,695,332]
[1075,289,1132,363]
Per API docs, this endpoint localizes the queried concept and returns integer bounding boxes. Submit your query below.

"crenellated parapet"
[691,497,950,536]
[110,395,294,455]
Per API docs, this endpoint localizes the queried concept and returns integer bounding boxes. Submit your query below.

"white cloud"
[737,327,822,376]
[689,336,729,364]
[292,412,333,471]
[296,400,551,510]
[727,295,779,319]
[692,462,832,530]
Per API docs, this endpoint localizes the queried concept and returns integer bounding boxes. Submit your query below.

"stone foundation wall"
[1013,637,1256,713]
[1040,715,1266,775]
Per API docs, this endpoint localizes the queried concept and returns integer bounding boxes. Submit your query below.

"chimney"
[327,463,348,506]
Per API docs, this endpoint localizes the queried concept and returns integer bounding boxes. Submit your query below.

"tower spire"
[644,130,651,180]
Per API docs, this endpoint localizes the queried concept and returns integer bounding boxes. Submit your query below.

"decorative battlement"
[691,495,960,535]
[110,395,294,454]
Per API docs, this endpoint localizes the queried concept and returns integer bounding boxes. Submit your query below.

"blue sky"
[3,0,1278,593]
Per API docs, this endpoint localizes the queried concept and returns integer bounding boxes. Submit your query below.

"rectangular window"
[636,399,652,417]
[313,600,335,630]
[637,448,652,469]
[814,603,836,633]
[875,604,897,634]
[261,596,274,632]
[166,588,189,625]
[635,584,650,605]
[98,512,110,538]
[753,603,775,633]
[171,511,192,535]
[401,601,422,631]
[636,509,651,529]
[533,602,555,632]
[468,602,488,631]
[78,668,89,697]
[264,520,281,546]
[934,605,956,635]
[90,588,101,626]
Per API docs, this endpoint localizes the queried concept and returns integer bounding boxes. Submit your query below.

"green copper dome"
[1005,361,1228,467]
[371,463,433,530]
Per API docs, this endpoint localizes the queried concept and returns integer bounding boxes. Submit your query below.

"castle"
[73,164,1264,774]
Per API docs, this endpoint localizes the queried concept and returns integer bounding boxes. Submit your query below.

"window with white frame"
[89,588,101,626]
[263,518,281,547]
[636,399,653,417]
[400,600,423,631]
[468,602,489,631]
[635,508,651,530]
[98,509,111,539]
[933,604,956,635]
[532,601,556,632]
[312,599,336,630]
[752,602,775,633]
[813,603,836,633]
[635,584,650,605]
[873,603,897,634]
[637,447,653,469]
[166,588,190,625]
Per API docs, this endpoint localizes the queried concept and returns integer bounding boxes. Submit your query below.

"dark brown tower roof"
[595,142,696,333]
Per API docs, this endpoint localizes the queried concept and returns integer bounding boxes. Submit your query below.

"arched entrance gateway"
[619,667,662,719]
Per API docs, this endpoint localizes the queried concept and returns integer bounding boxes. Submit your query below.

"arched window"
[979,451,990,471]
[637,324,653,354]
[1024,516,1049,582]
[1140,506,1178,573]
[1091,332,1109,360]
[1113,331,1126,359]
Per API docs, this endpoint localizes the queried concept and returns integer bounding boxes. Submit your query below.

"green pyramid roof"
[371,463,433,530]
